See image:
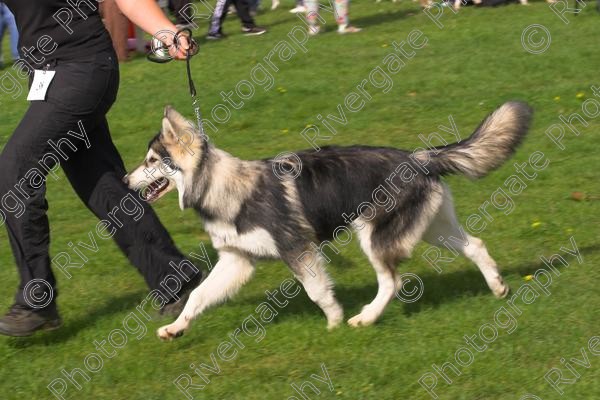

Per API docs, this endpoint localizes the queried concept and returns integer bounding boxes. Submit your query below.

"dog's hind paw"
[327,318,342,331]
[491,277,510,299]
[157,325,184,341]
[494,283,510,299]
[347,312,377,327]
[325,304,344,330]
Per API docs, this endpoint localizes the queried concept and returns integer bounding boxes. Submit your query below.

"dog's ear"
[163,105,188,127]
[161,106,203,157]
[161,114,177,143]
[163,105,184,120]
[162,106,190,143]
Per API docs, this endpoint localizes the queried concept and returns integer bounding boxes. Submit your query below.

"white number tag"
[27,69,56,101]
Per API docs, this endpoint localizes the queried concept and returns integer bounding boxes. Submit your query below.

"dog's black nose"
[122,175,129,185]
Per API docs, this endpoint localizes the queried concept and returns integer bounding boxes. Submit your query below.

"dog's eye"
[148,157,158,164]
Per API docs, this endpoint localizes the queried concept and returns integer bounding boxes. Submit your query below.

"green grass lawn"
[1,1,599,399]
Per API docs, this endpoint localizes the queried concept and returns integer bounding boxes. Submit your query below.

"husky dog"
[125,102,532,340]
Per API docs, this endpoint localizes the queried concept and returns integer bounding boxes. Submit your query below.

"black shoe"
[242,26,267,36]
[206,31,226,40]
[160,270,205,316]
[0,304,62,337]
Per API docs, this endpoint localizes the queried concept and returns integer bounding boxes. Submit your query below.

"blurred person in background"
[289,0,305,13]
[0,0,203,337]
[305,0,360,34]
[208,0,266,39]
[249,0,280,14]
[0,1,19,69]
[168,0,196,29]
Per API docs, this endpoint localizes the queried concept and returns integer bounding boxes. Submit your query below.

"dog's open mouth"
[142,177,170,203]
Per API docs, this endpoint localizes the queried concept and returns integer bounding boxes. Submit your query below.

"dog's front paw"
[157,325,184,341]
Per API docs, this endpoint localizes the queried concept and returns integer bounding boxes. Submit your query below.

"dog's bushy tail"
[415,102,533,179]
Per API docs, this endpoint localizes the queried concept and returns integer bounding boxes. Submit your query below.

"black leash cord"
[146,28,206,141]
[178,28,207,141]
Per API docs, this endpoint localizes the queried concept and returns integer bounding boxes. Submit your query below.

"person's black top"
[4,0,114,70]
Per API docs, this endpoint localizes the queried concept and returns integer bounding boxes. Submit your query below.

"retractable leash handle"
[147,28,199,62]
[147,28,207,142]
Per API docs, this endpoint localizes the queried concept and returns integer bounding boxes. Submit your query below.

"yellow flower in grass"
[531,220,542,228]
[281,128,289,134]
[576,92,585,99]
[554,96,560,101]
[524,275,534,281]
[277,86,287,94]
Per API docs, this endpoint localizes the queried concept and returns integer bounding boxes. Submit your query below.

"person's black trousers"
[209,0,255,34]
[168,0,193,25]
[0,51,196,308]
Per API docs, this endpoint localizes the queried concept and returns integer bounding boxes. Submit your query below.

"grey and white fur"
[124,101,533,340]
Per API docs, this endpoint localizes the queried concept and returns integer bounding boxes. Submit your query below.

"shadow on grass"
[8,243,596,346]
[256,268,491,324]
[5,292,146,348]
[350,8,416,30]
[236,242,600,324]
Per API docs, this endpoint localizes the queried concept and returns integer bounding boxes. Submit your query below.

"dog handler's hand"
[168,33,191,61]
[115,0,193,60]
